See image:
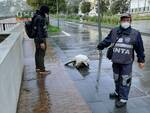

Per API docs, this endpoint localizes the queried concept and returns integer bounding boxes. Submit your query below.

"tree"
[66,0,81,14]
[72,5,79,14]
[110,0,130,14]
[81,2,91,14]
[67,5,79,14]
[99,0,110,15]
[26,0,66,14]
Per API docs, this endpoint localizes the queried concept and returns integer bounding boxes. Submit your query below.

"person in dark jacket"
[34,5,50,75]
[97,13,145,108]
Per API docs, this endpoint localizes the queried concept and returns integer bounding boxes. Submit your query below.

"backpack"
[25,15,37,39]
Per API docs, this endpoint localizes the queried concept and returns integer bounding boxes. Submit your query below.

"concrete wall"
[0,24,24,113]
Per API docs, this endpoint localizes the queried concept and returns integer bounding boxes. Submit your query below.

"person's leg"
[38,41,46,71]
[120,63,132,101]
[113,63,120,95]
[38,40,50,75]
[110,63,120,98]
[116,63,132,108]
[34,40,40,71]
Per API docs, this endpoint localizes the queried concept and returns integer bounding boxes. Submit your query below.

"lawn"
[48,25,61,33]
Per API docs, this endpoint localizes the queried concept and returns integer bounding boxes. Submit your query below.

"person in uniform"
[97,13,145,108]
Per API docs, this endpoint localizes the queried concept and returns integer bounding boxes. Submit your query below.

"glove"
[97,44,102,50]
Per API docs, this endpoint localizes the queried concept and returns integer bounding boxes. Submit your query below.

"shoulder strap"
[111,34,122,48]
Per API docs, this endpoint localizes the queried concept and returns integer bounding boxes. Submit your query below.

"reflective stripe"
[120,99,127,102]
[113,73,119,81]
[112,43,133,48]
[121,74,132,86]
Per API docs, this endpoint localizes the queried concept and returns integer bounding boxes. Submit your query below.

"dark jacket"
[97,26,145,63]
[34,11,48,43]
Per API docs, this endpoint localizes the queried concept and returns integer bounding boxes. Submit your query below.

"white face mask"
[121,22,131,29]
[45,13,48,17]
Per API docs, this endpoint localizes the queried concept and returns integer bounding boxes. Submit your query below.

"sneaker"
[39,70,51,75]
[109,92,119,99]
[115,99,127,108]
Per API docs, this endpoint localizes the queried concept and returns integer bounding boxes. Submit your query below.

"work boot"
[109,92,119,99]
[115,99,127,108]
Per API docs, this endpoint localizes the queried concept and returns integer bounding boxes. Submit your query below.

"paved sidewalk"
[17,37,92,113]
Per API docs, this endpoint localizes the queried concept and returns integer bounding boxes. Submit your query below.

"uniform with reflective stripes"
[111,28,138,64]
[111,28,137,100]
[97,26,145,101]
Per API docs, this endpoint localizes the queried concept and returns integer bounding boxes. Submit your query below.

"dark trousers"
[34,39,47,71]
[112,63,132,100]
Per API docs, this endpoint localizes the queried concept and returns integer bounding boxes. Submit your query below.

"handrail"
[0,23,16,32]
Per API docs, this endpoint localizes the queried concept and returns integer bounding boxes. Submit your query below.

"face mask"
[45,13,48,17]
[121,22,130,29]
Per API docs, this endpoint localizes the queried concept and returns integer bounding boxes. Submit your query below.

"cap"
[120,13,131,18]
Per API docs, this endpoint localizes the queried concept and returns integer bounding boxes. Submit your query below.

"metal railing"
[0,23,16,32]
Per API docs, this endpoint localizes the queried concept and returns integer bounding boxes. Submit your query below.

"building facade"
[79,0,150,16]
[129,0,150,14]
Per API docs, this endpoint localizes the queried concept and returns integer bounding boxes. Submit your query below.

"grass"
[132,15,150,21]
[48,25,61,33]
[53,15,120,26]
[52,14,150,28]
[63,16,119,27]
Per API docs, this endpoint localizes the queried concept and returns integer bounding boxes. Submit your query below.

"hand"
[97,44,101,50]
[40,43,46,50]
[97,44,103,50]
[138,63,144,69]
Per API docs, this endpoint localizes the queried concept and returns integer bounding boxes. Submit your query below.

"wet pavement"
[17,38,52,113]
[132,20,150,35]
[49,19,150,113]
[17,19,150,113]
[17,36,91,113]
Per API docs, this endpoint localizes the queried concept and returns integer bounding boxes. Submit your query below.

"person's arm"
[36,17,46,43]
[97,30,112,50]
[134,32,145,69]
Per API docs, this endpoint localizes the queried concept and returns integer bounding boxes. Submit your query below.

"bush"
[86,15,119,25]
[65,15,80,20]
[53,14,120,26]
[132,15,150,21]
[88,16,98,22]
[102,15,120,25]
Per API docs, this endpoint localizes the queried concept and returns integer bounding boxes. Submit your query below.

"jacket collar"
[39,11,46,18]
[117,26,132,35]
